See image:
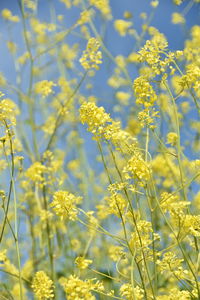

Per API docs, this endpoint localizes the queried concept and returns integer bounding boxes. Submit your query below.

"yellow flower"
[173,0,183,4]
[79,38,102,70]
[32,271,54,300]
[157,252,188,279]
[89,0,112,19]
[0,250,7,264]
[77,10,93,26]
[120,283,144,300]
[79,101,112,136]
[133,76,157,107]
[25,162,47,184]
[7,41,17,54]
[116,91,130,105]
[123,152,151,182]
[0,97,19,126]
[172,13,185,24]
[108,245,124,262]
[1,9,20,22]
[166,132,178,146]
[75,256,93,269]
[59,275,96,300]
[114,19,132,36]
[34,80,56,97]
[50,190,82,220]
[150,0,159,8]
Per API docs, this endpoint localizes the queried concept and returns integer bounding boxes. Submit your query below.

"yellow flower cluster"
[157,252,188,279]
[0,250,7,264]
[133,76,157,107]
[138,108,159,129]
[50,190,82,220]
[166,132,178,146]
[24,0,37,11]
[151,0,159,8]
[114,19,132,36]
[120,283,144,300]
[59,275,102,299]
[123,152,151,183]
[31,271,54,300]
[173,0,183,4]
[184,25,200,64]
[130,220,154,253]
[17,52,30,65]
[89,0,112,19]
[79,38,102,70]
[1,1,200,299]
[157,289,191,300]
[25,162,47,184]
[80,101,112,136]
[34,80,56,97]
[30,18,56,44]
[77,10,93,26]
[80,101,137,152]
[180,64,200,95]
[1,9,19,22]
[75,256,93,269]
[108,245,125,261]
[160,192,190,216]
[105,193,127,217]
[181,214,200,237]
[172,12,185,24]
[137,30,180,77]
[0,97,19,126]
[116,91,130,105]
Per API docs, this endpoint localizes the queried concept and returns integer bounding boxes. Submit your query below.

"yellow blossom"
[173,0,183,4]
[89,0,112,19]
[114,19,132,36]
[59,275,96,299]
[79,38,102,70]
[50,190,82,220]
[133,76,157,107]
[172,13,185,24]
[123,152,151,182]
[1,9,20,22]
[34,80,56,97]
[25,162,47,184]
[77,10,93,26]
[0,97,19,126]
[166,132,178,146]
[157,252,188,279]
[120,284,144,300]
[32,271,54,300]
[150,1,159,8]
[75,256,93,269]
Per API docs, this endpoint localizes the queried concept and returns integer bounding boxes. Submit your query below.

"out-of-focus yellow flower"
[77,10,93,26]
[75,256,92,269]
[89,0,112,19]
[167,132,178,146]
[34,80,56,97]
[150,1,159,8]
[1,9,20,22]
[116,91,130,105]
[173,0,183,4]
[172,13,185,24]
[114,19,132,36]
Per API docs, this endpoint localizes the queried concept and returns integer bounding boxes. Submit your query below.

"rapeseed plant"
[0,0,200,299]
